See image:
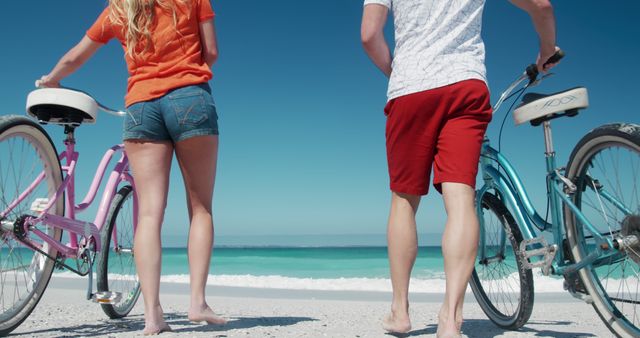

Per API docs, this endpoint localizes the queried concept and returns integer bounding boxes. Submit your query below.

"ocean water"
[118,246,567,293]
[5,245,582,292]
[163,246,445,279]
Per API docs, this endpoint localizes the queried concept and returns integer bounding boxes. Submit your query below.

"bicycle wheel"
[470,192,534,330]
[0,115,63,335]
[565,123,640,337]
[97,185,140,318]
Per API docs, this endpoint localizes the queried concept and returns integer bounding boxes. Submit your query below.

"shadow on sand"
[12,312,317,337]
[385,318,598,337]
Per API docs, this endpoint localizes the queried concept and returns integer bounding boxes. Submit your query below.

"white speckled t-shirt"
[364,0,487,101]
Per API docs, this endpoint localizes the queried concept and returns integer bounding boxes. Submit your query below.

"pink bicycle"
[0,87,140,335]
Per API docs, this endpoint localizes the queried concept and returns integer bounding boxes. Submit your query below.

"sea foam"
[160,272,566,293]
[54,271,638,293]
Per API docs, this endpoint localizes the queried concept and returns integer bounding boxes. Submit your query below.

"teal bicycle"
[470,52,640,337]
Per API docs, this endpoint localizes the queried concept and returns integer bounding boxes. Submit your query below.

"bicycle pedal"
[563,274,593,304]
[519,237,558,275]
[30,198,49,212]
[91,291,122,304]
[568,291,593,304]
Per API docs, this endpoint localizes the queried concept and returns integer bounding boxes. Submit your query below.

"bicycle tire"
[0,115,63,335]
[97,185,141,319]
[564,123,640,338]
[470,192,534,330]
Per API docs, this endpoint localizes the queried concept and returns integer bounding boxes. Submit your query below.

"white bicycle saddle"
[513,87,589,126]
[26,88,98,125]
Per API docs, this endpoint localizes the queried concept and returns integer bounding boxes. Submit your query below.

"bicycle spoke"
[98,185,140,318]
[0,119,62,332]
[473,196,529,322]
[566,128,640,336]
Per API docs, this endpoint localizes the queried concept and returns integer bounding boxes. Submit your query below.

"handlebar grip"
[526,49,565,82]
[544,49,565,66]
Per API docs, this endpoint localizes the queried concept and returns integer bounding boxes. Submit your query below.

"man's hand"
[536,45,561,73]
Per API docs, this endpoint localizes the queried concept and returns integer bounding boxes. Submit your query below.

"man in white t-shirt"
[361,0,558,336]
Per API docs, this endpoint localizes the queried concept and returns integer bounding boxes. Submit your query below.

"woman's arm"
[199,18,218,68]
[37,36,103,87]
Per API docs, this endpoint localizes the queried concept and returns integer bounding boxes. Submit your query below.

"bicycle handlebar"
[493,50,565,112]
[525,50,565,84]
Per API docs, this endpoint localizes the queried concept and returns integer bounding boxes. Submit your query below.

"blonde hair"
[108,0,189,58]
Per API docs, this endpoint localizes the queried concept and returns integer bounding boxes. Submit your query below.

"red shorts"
[385,79,492,196]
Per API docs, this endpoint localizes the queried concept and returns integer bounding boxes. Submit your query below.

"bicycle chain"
[19,234,96,277]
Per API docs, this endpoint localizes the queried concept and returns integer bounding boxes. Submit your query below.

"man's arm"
[509,0,558,72]
[361,4,392,77]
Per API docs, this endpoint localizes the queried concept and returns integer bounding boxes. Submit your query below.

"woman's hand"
[35,75,60,88]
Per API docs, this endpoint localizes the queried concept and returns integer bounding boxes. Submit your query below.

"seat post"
[542,120,555,157]
[64,125,76,145]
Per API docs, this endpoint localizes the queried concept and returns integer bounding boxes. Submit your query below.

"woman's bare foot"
[142,304,172,335]
[188,304,227,325]
[142,322,172,336]
[382,310,412,334]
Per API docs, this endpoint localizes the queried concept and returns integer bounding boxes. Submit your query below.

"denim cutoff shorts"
[123,83,219,142]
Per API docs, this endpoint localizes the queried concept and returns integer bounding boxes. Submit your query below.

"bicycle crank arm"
[39,213,101,251]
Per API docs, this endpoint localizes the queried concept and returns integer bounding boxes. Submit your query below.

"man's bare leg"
[438,182,479,337]
[383,191,421,333]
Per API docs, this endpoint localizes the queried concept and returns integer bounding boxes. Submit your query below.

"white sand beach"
[8,278,610,337]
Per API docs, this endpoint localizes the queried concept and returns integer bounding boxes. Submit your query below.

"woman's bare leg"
[174,135,226,325]
[438,182,479,337]
[126,140,174,335]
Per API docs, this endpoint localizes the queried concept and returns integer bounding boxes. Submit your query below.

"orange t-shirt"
[86,0,215,107]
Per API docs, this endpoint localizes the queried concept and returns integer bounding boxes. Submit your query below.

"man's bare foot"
[436,310,462,338]
[188,304,227,325]
[382,311,412,334]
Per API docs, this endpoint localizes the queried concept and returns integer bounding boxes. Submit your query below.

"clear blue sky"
[0,1,638,246]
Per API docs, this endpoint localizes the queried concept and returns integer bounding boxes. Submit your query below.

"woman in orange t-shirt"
[38,0,225,334]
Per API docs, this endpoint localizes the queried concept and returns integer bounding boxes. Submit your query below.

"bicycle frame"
[1,129,136,263]
[477,131,632,276]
